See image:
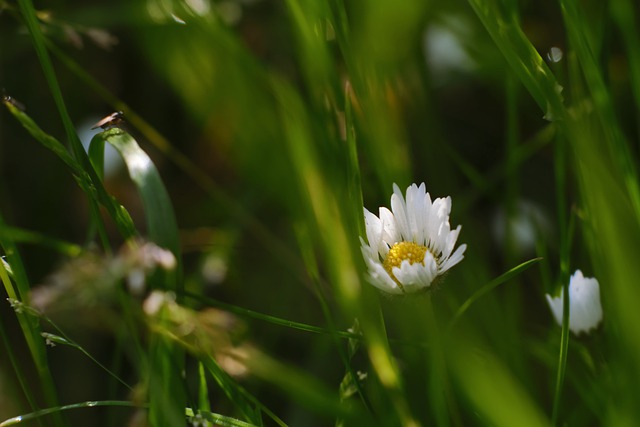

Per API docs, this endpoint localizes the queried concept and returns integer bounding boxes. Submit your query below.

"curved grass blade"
[185,408,260,427]
[41,332,133,392]
[183,291,361,339]
[201,357,271,426]
[449,257,542,330]
[2,100,81,175]
[0,213,63,426]
[0,401,141,427]
[16,0,90,168]
[2,98,137,242]
[466,0,566,122]
[90,128,181,282]
[90,128,184,426]
[3,227,82,257]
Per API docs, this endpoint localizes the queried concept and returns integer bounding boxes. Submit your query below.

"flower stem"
[551,281,571,426]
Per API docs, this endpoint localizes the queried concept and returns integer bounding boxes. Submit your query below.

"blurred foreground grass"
[1,0,640,425]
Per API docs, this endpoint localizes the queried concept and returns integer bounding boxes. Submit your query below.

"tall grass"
[1,0,639,425]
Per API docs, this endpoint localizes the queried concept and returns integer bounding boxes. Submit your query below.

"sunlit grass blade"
[185,408,260,427]
[271,75,416,425]
[452,342,549,427]
[197,362,211,414]
[0,401,140,427]
[449,258,542,329]
[466,0,566,121]
[567,113,640,422]
[90,128,181,278]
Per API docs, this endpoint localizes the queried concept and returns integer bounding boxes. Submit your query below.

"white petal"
[391,184,410,241]
[367,262,404,294]
[405,183,425,243]
[379,207,398,245]
[393,260,422,288]
[364,208,383,249]
[441,226,462,259]
[392,255,438,293]
[439,243,466,273]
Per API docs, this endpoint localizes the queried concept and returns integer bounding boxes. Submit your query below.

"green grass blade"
[2,100,82,175]
[2,226,81,257]
[200,357,267,426]
[0,214,65,426]
[40,332,133,392]
[610,0,640,142]
[91,128,181,279]
[271,75,416,425]
[559,0,640,225]
[449,258,542,329]
[0,293,41,423]
[185,408,260,427]
[16,0,88,164]
[452,343,550,427]
[0,401,140,427]
[466,0,566,121]
[2,98,136,242]
[197,362,211,413]
[90,128,184,426]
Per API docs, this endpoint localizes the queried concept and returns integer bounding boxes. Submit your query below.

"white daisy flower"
[360,183,467,295]
[546,270,603,335]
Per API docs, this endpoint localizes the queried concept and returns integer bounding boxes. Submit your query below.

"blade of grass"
[551,108,572,427]
[559,0,640,226]
[452,340,550,427]
[466,0,566,121]
[185,408,260,427]
[2,98,137,243]
[200,356,268,426]
[0,213,64,427]
[610,0,640,143]
[40,332,133,392]
[2,226,81,257]
[90,128,181,284]
[448,257,542,330]
[271,75,416,426]
[0,401,141,427]
[90,128,185,426]
[197,362,211,414]
[16,0,89,163]
[0,291,40,423]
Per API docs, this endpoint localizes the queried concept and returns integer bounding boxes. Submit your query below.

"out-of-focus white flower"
[546,270,603,335]
[360,183,467,295]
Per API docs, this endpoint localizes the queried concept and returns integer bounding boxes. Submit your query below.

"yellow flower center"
[383,241,428,281]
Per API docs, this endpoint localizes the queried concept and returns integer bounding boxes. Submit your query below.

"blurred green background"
[1,0,639,425]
